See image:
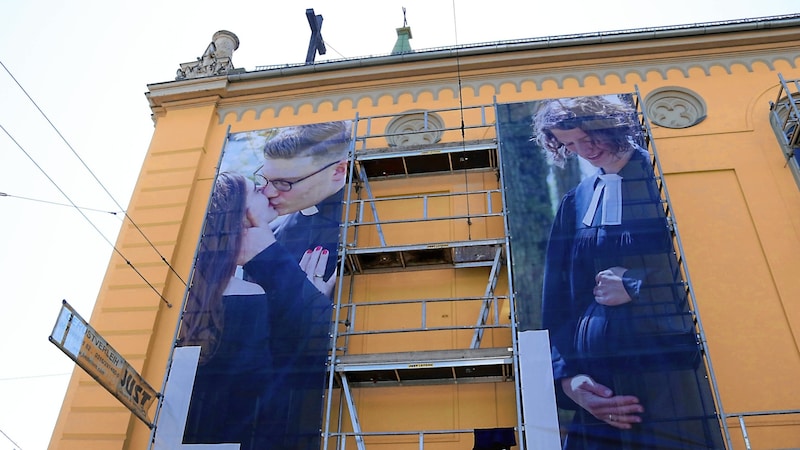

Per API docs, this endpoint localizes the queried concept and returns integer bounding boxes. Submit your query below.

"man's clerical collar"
[300,205,319,216]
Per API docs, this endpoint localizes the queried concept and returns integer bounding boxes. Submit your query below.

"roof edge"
[242,14,800,77]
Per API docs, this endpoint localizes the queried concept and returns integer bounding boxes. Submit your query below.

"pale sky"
[1,1,797,448]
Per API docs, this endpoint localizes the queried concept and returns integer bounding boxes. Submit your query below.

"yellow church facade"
[49,15,800,450]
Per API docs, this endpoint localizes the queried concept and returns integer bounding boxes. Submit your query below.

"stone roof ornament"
[176,30,240,80]
[391,7,413,55]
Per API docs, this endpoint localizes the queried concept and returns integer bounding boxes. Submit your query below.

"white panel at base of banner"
[518,330,562,450]
[152,346,240,450]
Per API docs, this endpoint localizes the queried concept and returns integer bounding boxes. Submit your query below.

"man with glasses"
[243,120,351,287]
[238,120,351,449]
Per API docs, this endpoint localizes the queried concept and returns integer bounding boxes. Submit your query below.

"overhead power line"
[0,192,123,215]
[0,123,173,307]
[0,372,71,382]
[0,426,23,450]
[450,0,473,239]
[0,59,184,307]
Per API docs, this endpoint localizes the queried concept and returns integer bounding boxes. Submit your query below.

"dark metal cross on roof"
[305,8,327,64]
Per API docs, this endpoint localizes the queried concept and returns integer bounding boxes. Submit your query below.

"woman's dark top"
[182,292,275,450]
[542,147,723,449]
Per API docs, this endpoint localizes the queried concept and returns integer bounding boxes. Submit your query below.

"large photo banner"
[497,96,724,449]
[158,121,351,450]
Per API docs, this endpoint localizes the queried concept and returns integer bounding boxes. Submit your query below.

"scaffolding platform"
[334,347,514,387]
[345,239,504,274]
[355,140,498,179]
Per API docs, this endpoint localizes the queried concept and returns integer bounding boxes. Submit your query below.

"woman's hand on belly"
[562,374,644,429]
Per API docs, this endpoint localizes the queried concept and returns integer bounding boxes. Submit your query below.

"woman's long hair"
[179,172,247,363]
[532,95,640,167]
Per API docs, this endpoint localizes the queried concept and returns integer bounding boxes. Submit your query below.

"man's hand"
[593,266,632,306]
[561,374,643,429]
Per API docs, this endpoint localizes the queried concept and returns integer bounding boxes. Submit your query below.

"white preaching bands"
[582,173,622,227]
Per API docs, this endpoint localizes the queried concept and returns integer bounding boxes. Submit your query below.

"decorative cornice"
[210,50,798,124]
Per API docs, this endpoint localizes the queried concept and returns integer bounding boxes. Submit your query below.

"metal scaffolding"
[769,73,800,190]
[322,105,524,450]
